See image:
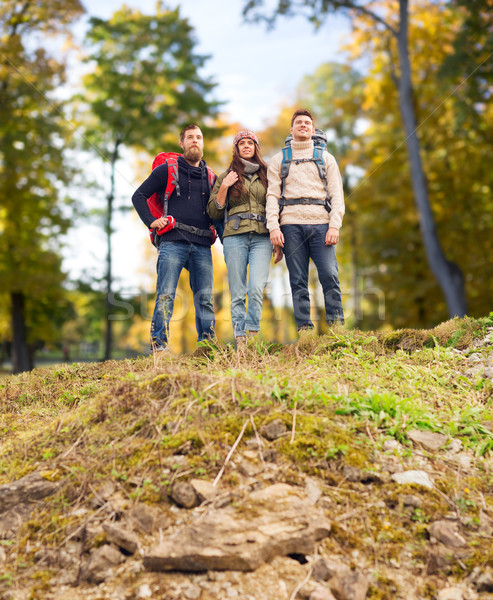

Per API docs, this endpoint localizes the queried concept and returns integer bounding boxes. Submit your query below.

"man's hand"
[325,227,339,246]
[272,245,283,264]
[270,228,284,247]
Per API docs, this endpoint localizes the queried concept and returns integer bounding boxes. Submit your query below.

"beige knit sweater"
[266,139,345,231]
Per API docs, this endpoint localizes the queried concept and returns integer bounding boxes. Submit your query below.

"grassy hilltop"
[0,316,492,599]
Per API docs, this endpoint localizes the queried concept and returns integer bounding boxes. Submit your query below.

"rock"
[483,367,493,379]
[328,569,369,600]
[391,470,434,489]
[103,522,139,554]
[312,558,349,582]
[238,461,262,478]
[342,465,383,484]
[169,482,199,508]
[454,453,473,470]
[446,439,463,454]
[437,587,464,600]
[402,494,423,509]
[135,583,153,599]
[429,520,467,548]
[426,545,459,575]
[477,568,493,592]
[407,430,448,451]
[190,479,218,503]
[81,544,125,583]
[310,584,337,600]
[183,584,201,599]
[305,478,323,505]
[479,510,493,536]
[260,419,286,441]
[0,504,32,538]
[144,484,331,572]
[0,472,60,513]
[129,503,170,534]
[382,439,401,452]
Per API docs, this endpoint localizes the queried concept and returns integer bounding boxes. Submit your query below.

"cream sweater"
[266,139,345,231]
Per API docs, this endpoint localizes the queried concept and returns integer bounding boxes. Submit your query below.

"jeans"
[281,224,344,329]
[223,233,272,338]
[151,240,215,349]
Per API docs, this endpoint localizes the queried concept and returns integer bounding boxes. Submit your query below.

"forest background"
[0,0,491,373]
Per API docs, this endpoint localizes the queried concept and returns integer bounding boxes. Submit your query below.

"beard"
[182,145,203,163]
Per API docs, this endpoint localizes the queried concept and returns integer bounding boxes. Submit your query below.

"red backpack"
[147,152,217,246]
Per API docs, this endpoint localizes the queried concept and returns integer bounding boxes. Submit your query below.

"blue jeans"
[151,241,215,349]
[281,224,344,329]
[223,233,272,337]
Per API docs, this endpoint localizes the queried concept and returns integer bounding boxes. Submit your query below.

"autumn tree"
[81,1,221,360]
[243,0,469,320]
[0,0,84,372]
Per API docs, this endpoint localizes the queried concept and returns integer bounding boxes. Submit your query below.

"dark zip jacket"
[132,156,214,247]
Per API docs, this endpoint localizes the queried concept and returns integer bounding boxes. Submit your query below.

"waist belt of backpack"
[279,197,327,207]
[174,221,213,239]
[225,212,267,230]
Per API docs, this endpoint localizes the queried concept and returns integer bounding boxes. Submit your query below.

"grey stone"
[189,479,218,503]
[382,439,401,452]
[135,583,153,599]
[0,472,60,513]
[429,520,467,548]
[310,584,337,600]
[407,429,448,451]
[260,419,286,441]
[103,522,139,554]
[312,558,349,582]
[238,461,262,478]
[305,478,323,505]
[328,569,369,600]
[437,587,464,600]
[342,465,383,484]
[477,568,493,592]
[82,544,125,583]
[170,482,199,508]
[129,503,169,534]
[402,494,423,509]
[144,484,331,572]
[391,470,433,489]
[483,367,493,379]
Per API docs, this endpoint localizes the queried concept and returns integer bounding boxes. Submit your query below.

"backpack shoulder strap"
[206,166,216,190]
[161,156,180,217]
[279,135,293,210]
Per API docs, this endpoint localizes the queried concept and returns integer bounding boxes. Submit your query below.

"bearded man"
[132,124,216,352]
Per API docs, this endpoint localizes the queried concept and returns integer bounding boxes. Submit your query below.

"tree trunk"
[104,139,120,361]
[395,0,467,317]
[11,291,32,373]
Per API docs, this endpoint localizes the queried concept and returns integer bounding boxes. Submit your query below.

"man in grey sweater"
[266,109,345,332]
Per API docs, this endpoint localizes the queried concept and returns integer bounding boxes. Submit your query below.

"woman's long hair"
[228,144,268,198]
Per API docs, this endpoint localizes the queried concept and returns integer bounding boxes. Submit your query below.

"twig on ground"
[290,401,297,444]
[213,419,249,487]
[250,415,264,465]
[289,564,313,600]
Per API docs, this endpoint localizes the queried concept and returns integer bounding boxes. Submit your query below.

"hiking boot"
[298,326,315,340]
[152,344,170,355]
[235,336,247,351]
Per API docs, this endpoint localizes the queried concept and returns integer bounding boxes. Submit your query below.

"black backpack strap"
[225,212,267,230]
[174,222,213,239]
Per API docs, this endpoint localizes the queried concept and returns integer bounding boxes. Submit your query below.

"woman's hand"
[222,171,238,188]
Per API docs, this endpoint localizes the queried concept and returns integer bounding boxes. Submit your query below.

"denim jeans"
[151,240,215,349]
[223,233,272,338]
[281,224,344,329]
